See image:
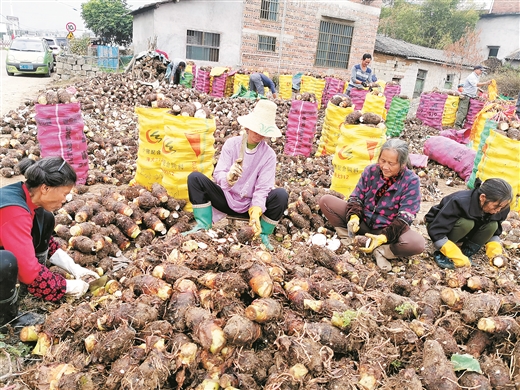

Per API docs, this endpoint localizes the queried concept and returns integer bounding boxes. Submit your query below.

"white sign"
[66,22,77,33]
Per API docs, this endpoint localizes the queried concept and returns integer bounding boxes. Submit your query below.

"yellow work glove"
[485,241,505,267]
[347,215,360,236]
[440,241,470,268]
[248,206,262,238]
[226,161,243,186]
[359,233,387,254]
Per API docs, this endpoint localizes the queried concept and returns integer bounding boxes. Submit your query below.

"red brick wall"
[240,0,382,79]
[491,0,520,14]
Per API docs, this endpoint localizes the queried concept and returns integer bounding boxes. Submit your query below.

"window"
[488,46,499,58]
[258,35,276,52]
[260,0,279,21]
[186,30,220,62]
[413,69,427,98]
[315,20,353,69]
[444,73,454,89]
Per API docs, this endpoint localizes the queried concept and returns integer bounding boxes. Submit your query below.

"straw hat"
[237,100,282,138]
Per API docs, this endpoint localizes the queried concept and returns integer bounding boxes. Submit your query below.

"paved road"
[0,49,53,116]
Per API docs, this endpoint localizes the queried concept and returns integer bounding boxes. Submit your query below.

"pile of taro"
[0,72,519,390]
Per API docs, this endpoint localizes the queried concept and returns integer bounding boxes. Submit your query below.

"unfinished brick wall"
[240,0,382,79]
[490,0,519,14]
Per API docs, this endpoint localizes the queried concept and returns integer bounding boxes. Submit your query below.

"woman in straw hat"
[184,100,288,250]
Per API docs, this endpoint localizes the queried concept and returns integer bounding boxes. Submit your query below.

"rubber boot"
[0,251,20,330]
[260,217,277,251]
[433,251,455,270]
[182,203,212,236]
[461,240,481,264]
[373,245,396,272]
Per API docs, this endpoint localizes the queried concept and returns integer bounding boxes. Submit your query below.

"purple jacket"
[213,135,276,214]
[350,164,421,229]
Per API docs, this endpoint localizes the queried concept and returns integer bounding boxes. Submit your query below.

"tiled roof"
[505,49,520,61]
[375,35,471,66]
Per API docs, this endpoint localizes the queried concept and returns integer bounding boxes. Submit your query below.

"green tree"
[81,0,133,46]
[379,0,480,49]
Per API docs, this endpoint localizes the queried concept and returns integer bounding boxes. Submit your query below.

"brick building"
[131,0,382,79]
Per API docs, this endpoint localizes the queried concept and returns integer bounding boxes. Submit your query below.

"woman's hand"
[359,233,387,253]
[347,215,360,236]
[65,279,89,298]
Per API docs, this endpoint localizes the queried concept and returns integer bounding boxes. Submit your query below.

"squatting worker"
[249,73,278,98]
[346,53,378,96]
[425,178,512,269]
[454,65,492,128]
[319,139,425,271]
[0,157,99,327]
[184,100,288,251]
[167,58,186,85]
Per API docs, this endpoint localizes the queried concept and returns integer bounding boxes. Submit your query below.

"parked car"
[44,37,69,56]
[5,37,54,76]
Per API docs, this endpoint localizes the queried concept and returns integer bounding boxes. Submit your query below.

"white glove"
[65,279,89,298]
[49,249,99,280]
[226,161,243,186]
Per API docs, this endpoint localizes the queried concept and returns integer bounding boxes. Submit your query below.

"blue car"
[6,37,54,77]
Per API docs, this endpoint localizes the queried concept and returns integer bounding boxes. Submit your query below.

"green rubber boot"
[260,218,277,251]
[182,203,212,236]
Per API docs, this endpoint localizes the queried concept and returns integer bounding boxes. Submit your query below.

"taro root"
[305,322,350,353]
[223,314,261,347]
[244,263,274,298]
[105,347,148,390]
[478,316,520,335]
[128,275,173,300]
[480,354,514,389]
[69,235,97,253]
[152,263,200,284]
[120,350,171,390]
[380,292,418,320]
[89,324,136,363]
[421,339,459,390]
[115,214,141,239]
[458,372,491,390]
[237,225,256,244]
[134,191,160,210]
[143,212,166,234]
[359,112,382,125]
[91,211,116,227]
[310,245,355,276]
[164,279,198,331]
[199,271,249,298]
[134,228,155,248]
[245,297,283,323]
[344,110,363,124]
[460,292,501,324]
[466,329,492,357]
[69,222,96,237]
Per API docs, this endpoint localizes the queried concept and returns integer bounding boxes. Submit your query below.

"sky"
[0,0,163,35]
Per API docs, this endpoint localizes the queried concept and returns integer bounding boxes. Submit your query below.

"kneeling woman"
[0,157,98,327]
[425,178,512,269]
[319,139,425,271]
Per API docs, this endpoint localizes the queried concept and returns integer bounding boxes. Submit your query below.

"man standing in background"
[249,73,277,98]
[454,65,492,129]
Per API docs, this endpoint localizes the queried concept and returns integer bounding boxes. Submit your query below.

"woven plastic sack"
[180,72,193,88]
[423,136,476,181]
[468,106,496,150]
[300,76,326,108]
[416,92,432,121]
[210,73,227,97]
[162,114,216,211]
[421,92,448,130]
[488,79,497,101]
[195,69,210,93]
[133,107,170,189]
[279,74,293,100]
[331,124,386,198]
[475,130,520,211]
[441,95,459,127]
[362,93,386,118]
[464,98,486,130]
[321,77,346,107]
[467,119,497,189]
[35,103,89,185]
[350,88,370,110]
[284,100,318,157]
[233,74,250,95]
[315,102,354,157]
[224,71,236,97]
[383,84,401,110]
[385,97,410,137]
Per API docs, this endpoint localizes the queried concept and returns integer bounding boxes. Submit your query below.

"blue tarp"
[97,45,118,70]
